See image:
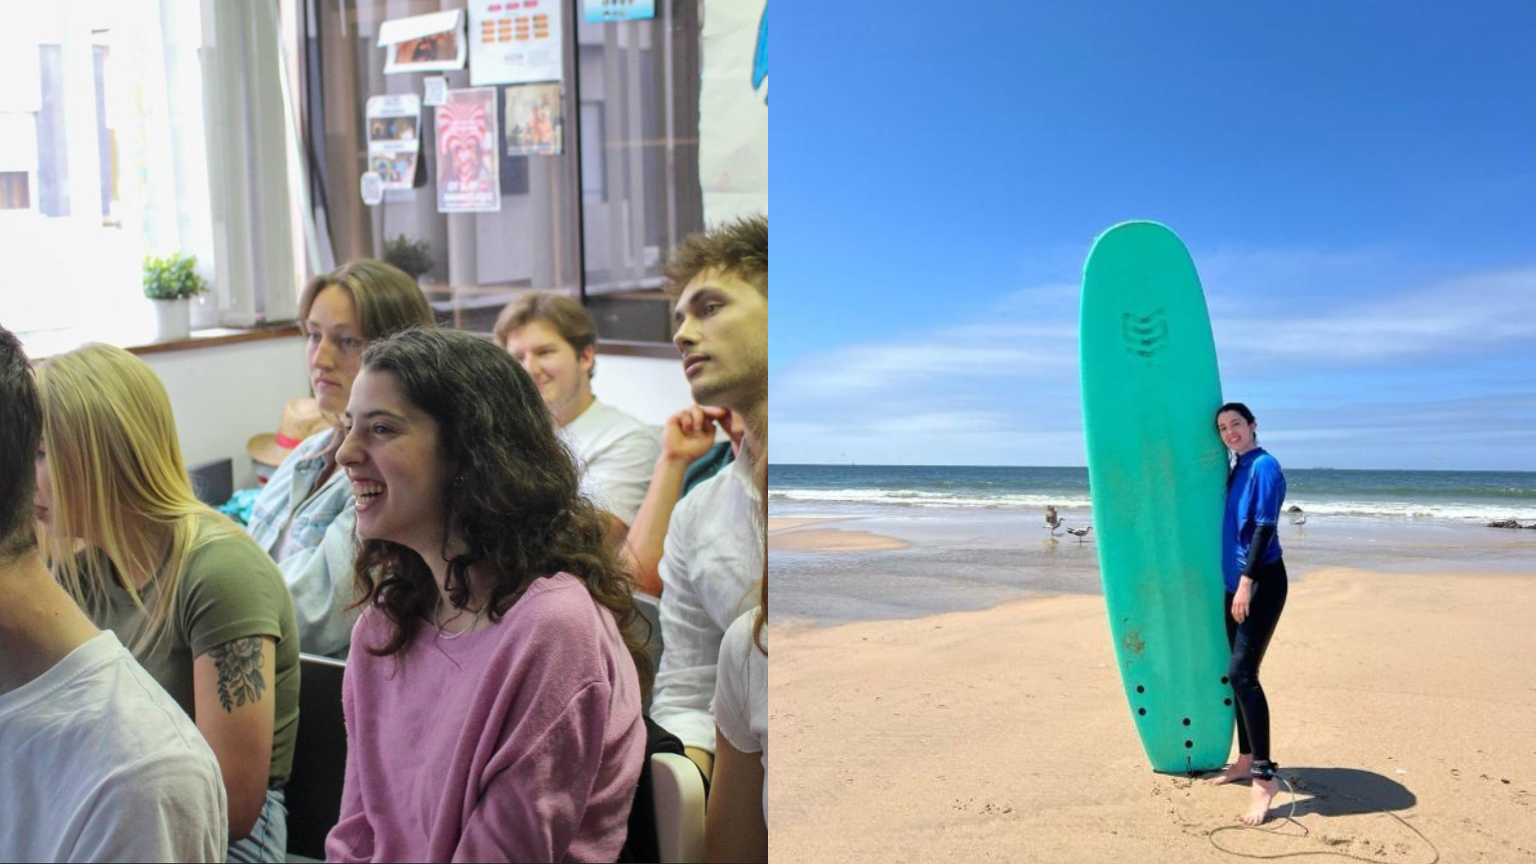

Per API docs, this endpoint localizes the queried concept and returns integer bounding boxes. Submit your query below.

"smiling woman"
[325,328,649,862]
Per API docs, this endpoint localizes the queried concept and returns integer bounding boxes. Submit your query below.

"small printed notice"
[582,0,655,23]
[360,172,383,206]
[423,76,449,106]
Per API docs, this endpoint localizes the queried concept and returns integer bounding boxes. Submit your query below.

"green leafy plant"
[142,253,209,300]
[383,235,433,280]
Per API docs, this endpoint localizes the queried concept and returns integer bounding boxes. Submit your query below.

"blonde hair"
[37,343,246,656]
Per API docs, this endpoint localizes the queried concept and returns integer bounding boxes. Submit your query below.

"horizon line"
[767,462,1536,474]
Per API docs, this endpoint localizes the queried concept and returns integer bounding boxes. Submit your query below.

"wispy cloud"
[1213,265,1536,368]
[772,328,1077,402]
[772,253,1536,468]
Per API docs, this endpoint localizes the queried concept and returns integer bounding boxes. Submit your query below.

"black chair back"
[285,653,348,860]
[618,716,688,863]
[189,458,234,508]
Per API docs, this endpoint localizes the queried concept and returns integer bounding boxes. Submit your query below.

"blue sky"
[771,1,1536,470]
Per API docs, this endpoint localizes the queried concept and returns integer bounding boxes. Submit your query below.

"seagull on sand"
[1065,526,1092,542]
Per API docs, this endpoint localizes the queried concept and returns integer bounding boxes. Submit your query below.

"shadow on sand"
[1282,766,1417,817]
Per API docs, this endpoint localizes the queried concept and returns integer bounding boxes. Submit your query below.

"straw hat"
[247,397,331,467]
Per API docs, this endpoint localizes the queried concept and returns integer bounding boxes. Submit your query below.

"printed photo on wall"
[379,10,467,75]
[365,94,422,190]
[435,87,501,213]
[503,82,564,156]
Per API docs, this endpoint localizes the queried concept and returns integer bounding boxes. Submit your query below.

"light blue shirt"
[245,428,360,657]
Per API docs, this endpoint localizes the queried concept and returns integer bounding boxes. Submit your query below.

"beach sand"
[769,565,1536,862]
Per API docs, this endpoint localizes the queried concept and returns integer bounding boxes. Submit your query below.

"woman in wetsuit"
[1206,402,1288,826]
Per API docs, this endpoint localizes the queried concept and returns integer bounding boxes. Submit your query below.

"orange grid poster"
[468,0,563,86]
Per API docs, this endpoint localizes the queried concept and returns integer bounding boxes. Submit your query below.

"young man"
[650,215,768,778]
[0,325,227,862]
[496,293,660,546]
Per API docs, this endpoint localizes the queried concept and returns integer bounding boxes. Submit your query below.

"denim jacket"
[245,428,360,658]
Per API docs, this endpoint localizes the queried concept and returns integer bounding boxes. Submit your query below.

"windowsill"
[19,323,301,362]
[18,323,678,362]
[600,340,682,360]
[128,325,302,357]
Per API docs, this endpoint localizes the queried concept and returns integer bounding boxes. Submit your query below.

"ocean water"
[767,464,1536,625]
[769,464,1536,523]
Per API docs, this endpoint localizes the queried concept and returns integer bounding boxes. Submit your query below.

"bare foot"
[1207,755,1253,786]
[1241,776,1280,825]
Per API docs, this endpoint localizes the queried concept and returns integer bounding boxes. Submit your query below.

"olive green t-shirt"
[90,518,301,789]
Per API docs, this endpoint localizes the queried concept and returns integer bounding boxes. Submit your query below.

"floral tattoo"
[209,636,266,712]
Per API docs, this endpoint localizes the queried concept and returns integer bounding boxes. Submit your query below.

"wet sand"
[770,528,913,553]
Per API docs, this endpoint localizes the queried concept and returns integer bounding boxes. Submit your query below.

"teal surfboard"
[1080,221,1234,774]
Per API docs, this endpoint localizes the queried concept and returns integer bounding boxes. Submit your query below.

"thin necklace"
[434,594,486,640]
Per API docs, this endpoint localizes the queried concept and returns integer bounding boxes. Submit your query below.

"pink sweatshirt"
[325,573,645,863]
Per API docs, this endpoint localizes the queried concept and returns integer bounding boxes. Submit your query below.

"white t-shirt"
[0,631,228,862]
[713,609,767,820]
[559,399,661,527]
[652,455,762,750]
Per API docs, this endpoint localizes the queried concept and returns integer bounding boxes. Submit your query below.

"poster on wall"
[468,0,564,86]
[503,83,564,156]
[699,0,768,225]
[379,10,467,75]
[582,0,656,23]
[365,94,422,190]
[435,87,501,213]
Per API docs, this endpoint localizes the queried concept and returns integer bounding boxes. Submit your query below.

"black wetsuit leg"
[1223,557,1288,763]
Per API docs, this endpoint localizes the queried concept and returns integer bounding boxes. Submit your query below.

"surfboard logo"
[1121,309,1169,360]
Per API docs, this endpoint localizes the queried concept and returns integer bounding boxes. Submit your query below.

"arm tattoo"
[209,636,267,712]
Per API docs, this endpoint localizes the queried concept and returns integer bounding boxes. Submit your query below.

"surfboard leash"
[1205,775,1440,864]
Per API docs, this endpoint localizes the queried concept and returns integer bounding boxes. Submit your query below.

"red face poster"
[435,87,501,213]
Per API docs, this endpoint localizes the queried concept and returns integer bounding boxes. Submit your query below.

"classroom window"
[0,0,217,342]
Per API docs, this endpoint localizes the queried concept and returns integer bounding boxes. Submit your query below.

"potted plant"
[143,253,210,342]
[383,235,433,282]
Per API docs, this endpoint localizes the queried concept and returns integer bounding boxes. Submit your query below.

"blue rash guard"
[1222,447,1286,592]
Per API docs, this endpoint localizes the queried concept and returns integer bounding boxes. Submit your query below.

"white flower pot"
[152,298,192,342]
[190,291,219,330]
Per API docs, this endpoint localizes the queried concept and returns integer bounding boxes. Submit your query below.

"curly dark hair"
[348,328,651,695]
